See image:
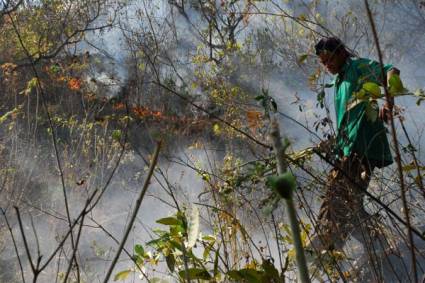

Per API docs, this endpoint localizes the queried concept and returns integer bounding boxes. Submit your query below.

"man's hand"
[379,101,393,123]
[380,68,400,124]
[316,137,335,155]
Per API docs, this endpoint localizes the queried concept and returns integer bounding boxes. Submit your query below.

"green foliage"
[113,269,132,281]
[353,82,382,100]
[178,268,212,280]
[266,172,297,199]
[388,73,406,95]
[111,129,122,141]
[227,260,282,283]
[156,217,182,226]
[317,90,326,109]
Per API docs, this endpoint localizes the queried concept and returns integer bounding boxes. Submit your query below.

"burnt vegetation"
[1,1,425,282]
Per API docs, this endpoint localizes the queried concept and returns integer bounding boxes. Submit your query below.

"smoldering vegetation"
[1,0,425,282]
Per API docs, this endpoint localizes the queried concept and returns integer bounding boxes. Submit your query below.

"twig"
[363,1,417,281]
[88,216,152,283]
[269,117,310,283]
[39,190,98,272]
[63,213,86,283]
[102,141,162,283]
[14,207,37,280]
[1,208,26,283]
[399,117,425,199]
[6,11,80,278]
[271,213,284,274]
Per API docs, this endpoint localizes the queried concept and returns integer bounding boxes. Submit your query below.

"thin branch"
[270,116,310,283]
[364,1,417,282]
[1,208,26,283]
[14,207,36,275]
[6,11,80,277]
[88,216,152,283]
[63,213,86,283]
[102,141,162,283]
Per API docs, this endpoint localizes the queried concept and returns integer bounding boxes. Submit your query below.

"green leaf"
[114,269,132,281]
[388,73,404,94]
[203,242,214,261]
[317,90,325,108]
[298,54,308,64]
[165,254,175,272]
[255,95,265,101]
[201,235,216,242]
[0,107,20,124]
[362,82,382,98]
[227,269,262,283]
[169,240,183,251]
[266,172,296,199]
[261,260,280,280]
[134,244,144,256]
[402,164,416,172]
[178,268,212,280]
[186,206,200,249]
[156,217,182,226]
[26,77,38,91]
[353,89,368,100]
[112,129,122,141]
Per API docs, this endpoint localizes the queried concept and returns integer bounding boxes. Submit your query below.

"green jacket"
[334,57,393,168]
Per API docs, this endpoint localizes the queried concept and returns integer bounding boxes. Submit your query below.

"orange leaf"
[246,110,262,131]
[68,78,81,90]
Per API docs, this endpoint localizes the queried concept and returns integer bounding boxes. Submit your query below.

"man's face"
[318,50,346,75]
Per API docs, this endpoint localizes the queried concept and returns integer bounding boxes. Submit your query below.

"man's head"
[315,37,351,75]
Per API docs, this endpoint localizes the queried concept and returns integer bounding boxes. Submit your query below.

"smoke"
[2,0,425,282]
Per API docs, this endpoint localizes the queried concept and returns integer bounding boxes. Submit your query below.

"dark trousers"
[309,154,387,252]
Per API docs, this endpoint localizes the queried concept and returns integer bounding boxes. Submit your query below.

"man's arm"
[379,67,400,123]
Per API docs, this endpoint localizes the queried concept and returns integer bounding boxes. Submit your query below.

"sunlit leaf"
[363,82,382,98]
[134,244,144,256]
[288,147,314,162]
[353,89,368,100]
[114,269,132,281]
[388,73,403,94]
[213,123,221,135]
[156,217,182,226]
[0,107,21,124]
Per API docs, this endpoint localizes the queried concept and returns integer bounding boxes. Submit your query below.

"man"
[309,37,398,264]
